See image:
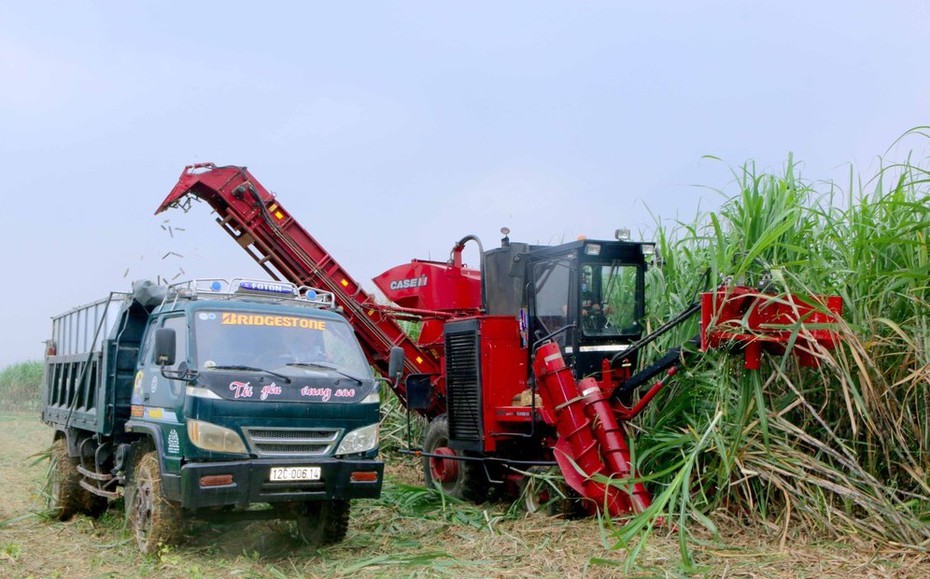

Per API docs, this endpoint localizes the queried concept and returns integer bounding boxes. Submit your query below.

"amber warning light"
[350,471,379,483]
[200,474,235,487]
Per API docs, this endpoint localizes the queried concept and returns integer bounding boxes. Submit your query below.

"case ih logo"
[389,276,428,290]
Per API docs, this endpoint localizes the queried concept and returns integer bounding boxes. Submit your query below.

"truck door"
[133,314,188,470]
[135,315,188,416]
[132,314,190,439]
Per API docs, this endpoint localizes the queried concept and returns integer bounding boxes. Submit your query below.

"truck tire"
[48,438,83,520]
[295,500,350,546]
[78,485,108,519]
[128,451,182,555]
[422,414,488,503]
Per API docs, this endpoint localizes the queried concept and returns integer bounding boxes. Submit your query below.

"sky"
[1,1,929,368]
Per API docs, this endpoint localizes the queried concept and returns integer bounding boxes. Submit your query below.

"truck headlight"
[187,419,248,455]
[335,423,379,456]
[360,386,379,404]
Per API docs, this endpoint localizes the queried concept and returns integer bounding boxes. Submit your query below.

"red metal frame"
[701,286,843,370]
[157,163,444,413]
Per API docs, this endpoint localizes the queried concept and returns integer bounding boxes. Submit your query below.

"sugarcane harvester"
[158,163,843,517]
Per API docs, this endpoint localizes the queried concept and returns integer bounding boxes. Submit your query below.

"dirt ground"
[1,412,928,578]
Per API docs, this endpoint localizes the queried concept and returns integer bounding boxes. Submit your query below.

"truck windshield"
[193,311,370,377]
[580,262,641,336]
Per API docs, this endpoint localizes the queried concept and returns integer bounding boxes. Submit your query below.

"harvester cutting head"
[700,286,843,370]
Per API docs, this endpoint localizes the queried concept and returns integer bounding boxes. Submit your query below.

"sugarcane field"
[3,4,930,578]
[2,143,929,577]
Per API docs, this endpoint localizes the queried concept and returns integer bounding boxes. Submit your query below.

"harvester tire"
[128,450,182,555]
[519,466,562,514]
[295,500,350,546]
[545,484,588,520]
[422,414,488,503]
[517,465,588,518]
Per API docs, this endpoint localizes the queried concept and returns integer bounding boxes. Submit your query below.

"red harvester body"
[159,163,843,515]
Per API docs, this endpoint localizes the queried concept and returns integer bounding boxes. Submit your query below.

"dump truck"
[42,277,385,553]
[157,163,843,516]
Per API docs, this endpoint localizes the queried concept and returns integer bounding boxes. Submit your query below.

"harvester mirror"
[154,328,177,366]
[387,347,405,382]
[405,374,432,410]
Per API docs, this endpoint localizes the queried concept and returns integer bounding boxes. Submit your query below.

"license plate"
[269,466,321,482]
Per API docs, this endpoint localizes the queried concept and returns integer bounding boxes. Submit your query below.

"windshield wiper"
[286,362,363,384]
[209,365,292,384]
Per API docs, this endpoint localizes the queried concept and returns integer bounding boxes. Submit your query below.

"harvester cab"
[493,236,649,382]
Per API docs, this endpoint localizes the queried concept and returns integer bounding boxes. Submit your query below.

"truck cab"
[43,278,383,553]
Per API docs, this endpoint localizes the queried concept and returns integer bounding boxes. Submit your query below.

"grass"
[1,412,928,577]
[0,361,43,413]
[621,129,930,567]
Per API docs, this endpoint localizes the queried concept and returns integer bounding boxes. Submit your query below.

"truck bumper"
[177,457,383,509]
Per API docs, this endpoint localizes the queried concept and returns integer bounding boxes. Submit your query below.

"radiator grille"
[242,427,340,457]
[445,328,482,442]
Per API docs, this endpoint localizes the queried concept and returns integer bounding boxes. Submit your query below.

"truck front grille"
[242,427,341,457]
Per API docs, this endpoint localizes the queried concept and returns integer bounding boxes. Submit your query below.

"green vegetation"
[3,413,923,577]
[3,133,929,574]
[0,361,43,413]
[620,131,930,570]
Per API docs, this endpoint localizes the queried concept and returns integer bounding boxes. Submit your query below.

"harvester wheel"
[546,485,589,519]
[519,466,562,514]
[517,465,588,518]
[127,450,183,555]
[295,500,350,547]
[422,414,488,503]
[47,438,82,520]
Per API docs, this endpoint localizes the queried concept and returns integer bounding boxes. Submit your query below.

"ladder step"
[79,479,120,499]
[77,464,114,482]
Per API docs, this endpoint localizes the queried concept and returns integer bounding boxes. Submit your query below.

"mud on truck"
[42,278,386,553]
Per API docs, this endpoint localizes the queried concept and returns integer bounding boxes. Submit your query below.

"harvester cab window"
[531,257,572,346]
[580,261,641,336]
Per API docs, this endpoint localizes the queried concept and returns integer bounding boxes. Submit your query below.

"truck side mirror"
[154,328,176,366]
[387,347,405,382]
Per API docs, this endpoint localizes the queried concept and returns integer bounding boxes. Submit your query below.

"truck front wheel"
[295,500,350,547]
[128,451,182,554]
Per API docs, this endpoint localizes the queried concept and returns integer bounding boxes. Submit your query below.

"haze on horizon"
[2,1,929,368]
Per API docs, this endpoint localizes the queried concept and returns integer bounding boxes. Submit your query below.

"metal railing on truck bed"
[42,292,137,434]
